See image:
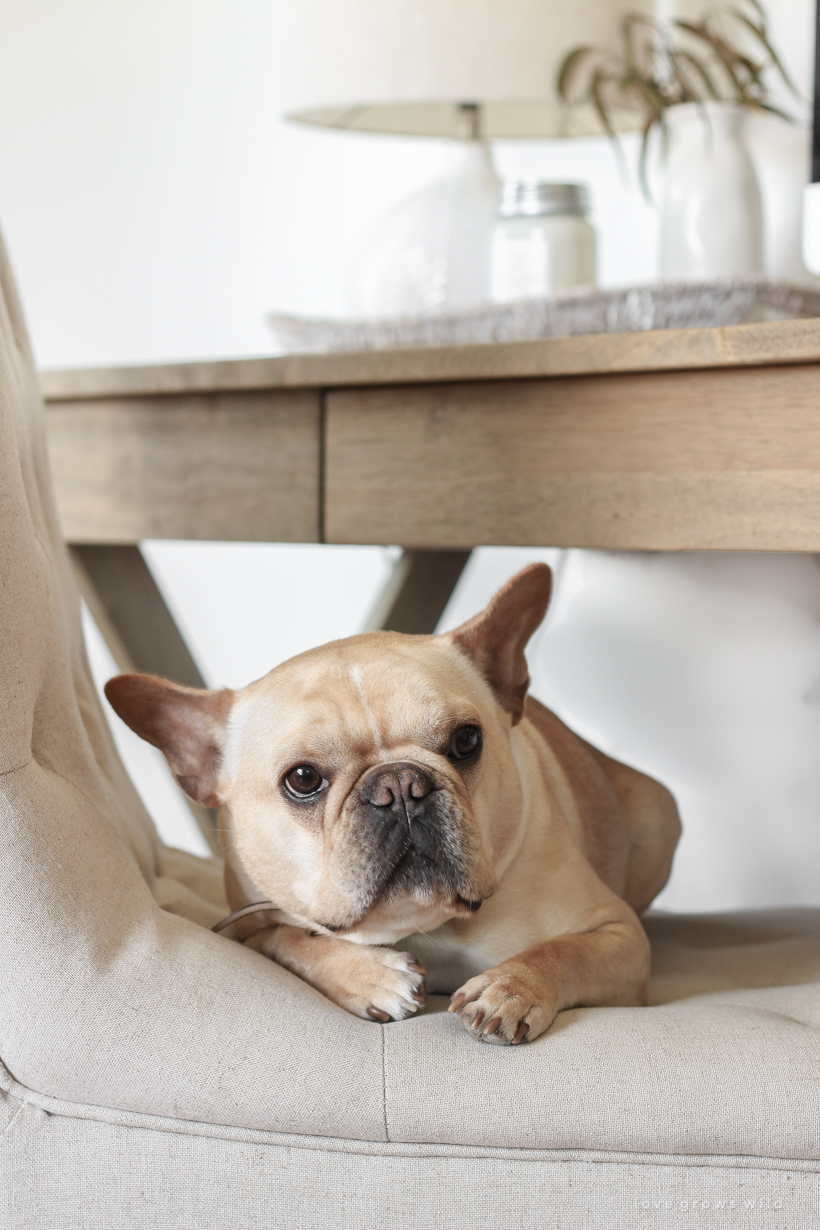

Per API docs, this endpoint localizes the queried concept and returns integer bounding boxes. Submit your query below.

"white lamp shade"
[279,0,654,113]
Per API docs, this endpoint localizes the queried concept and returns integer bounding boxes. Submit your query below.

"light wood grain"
[39,316,820,402]
[325,364,820,550]
[47,390,320,543]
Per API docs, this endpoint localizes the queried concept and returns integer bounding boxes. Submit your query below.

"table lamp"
[282,0,647,316]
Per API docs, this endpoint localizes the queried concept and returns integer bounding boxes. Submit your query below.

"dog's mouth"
[308,773,495,934]
[313,859,490,935]
[456,895,484,913]
[379,839,489,914]
[315,891,487,936]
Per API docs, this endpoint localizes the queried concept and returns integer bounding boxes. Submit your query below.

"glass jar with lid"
[491,181,597,302]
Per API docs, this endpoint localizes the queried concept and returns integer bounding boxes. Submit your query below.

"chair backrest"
[0,228,384,1137]
[0,231,158,874]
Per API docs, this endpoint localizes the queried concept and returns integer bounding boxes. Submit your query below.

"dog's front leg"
[244,925,426,1021]
[448,913,650,1045]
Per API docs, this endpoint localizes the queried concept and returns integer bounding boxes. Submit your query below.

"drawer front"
[325,366,820,549]
[46,390,321,543]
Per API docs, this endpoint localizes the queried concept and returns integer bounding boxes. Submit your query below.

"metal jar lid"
[498,181,589,218]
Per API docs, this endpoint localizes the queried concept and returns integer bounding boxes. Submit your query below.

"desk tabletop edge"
[39,316,820,402]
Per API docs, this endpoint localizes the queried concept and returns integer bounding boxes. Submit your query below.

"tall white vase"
[659,101,764,281]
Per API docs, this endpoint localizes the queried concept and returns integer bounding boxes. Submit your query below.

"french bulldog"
[105,563,680,1045]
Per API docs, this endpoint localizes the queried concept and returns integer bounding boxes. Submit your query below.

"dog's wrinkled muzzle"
[303,759,492,932]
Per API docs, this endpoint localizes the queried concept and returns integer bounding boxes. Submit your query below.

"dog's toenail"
[470,1010,485,1030]
[408,962,426,974]
[367,1007,391,1022]
[449,992,466,1012]
[513,1020,529,1044]
[412,991,424,1004]
[485,1017,502,1035]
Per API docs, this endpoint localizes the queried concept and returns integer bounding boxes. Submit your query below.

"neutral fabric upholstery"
[1,229,819,1227]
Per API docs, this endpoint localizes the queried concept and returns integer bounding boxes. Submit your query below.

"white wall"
[0,0,666,367]
[2,0,820,912]
[0,0,813,369]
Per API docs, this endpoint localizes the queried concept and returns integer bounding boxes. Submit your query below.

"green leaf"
[666,51,698,103]
[622,12,661,74]
[555,0,797,152]
[622,13,638,71]
[674,19,709,39]
[589,67,618,137]
[743,0,767,21]
[672,50,721,100]
[754,99,798,123]
[557,46,599,102]
[638,116,657,204]
[633,76,671,115]
[732,11,803,99]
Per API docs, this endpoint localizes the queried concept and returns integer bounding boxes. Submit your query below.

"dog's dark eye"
[283,764,328,798]
[448,725,482,762]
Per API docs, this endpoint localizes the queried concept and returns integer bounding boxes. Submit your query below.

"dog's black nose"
[360,762,434,809]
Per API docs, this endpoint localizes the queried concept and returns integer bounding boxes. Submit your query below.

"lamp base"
[347,140,501,318]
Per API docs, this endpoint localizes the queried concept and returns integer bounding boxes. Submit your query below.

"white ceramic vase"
[659,101,764,281]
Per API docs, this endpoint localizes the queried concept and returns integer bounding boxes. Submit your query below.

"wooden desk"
[41,317,820,849]
[41,316,820,553]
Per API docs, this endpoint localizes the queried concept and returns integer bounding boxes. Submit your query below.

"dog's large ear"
[449,563,552,725]
[104,674,235,807]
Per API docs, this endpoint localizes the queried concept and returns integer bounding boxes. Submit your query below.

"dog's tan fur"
[106,564,680,1045]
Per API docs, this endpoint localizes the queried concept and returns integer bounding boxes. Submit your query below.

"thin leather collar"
[212,900,276,934]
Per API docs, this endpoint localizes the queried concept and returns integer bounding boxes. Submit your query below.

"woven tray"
[267,278,820,354]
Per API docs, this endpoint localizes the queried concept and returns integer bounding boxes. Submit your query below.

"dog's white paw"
[339,946,426,1023]
[448,965,556,1045]
[248,926,425,1021]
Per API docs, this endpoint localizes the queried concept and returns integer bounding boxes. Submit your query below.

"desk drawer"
[325,366,820,550]
[46,390,321,543]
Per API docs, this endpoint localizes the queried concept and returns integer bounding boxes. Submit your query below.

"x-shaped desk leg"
[69,544,221,855]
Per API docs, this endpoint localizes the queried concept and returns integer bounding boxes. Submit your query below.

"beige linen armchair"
[2,231,820,1228]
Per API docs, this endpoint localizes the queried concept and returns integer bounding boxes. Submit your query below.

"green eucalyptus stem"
[556,0,801,202]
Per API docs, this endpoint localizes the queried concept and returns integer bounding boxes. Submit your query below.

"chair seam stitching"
[1,1067,818,1167]
[380,1024,389,1143]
